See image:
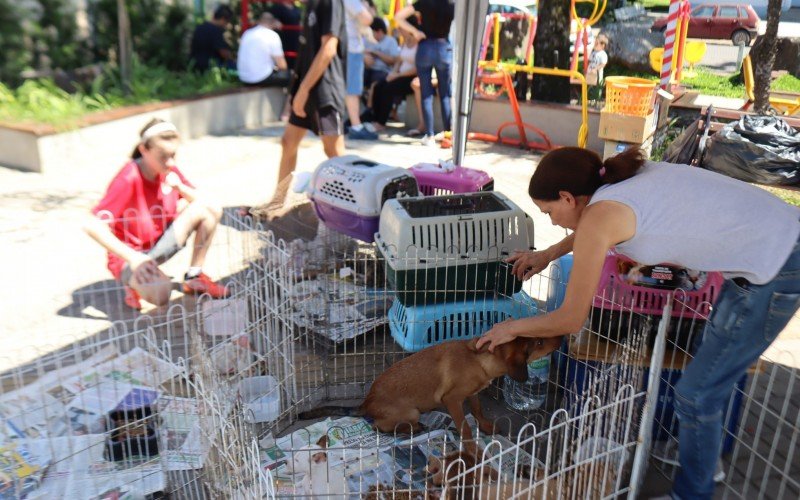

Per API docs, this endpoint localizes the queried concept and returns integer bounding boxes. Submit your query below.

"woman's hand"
[386,72,398,82]
[411,29,426,42]
[506,250,552,281]
[475,319,519,352]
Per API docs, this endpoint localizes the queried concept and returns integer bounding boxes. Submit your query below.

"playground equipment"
[570,0,607,81]
[459,61,590,150]
[480,12,537,67]
[682,41,706,78]
[741,55,800,116]
[660,0,691,90]
[649,41,704,79]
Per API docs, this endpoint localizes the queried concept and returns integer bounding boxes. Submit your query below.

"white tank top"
[588,161,800,284]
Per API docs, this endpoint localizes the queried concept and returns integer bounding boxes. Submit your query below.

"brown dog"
[361,335,563,446]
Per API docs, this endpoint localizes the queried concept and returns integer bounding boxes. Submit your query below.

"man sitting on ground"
[237,12,290,87]
[190,5,235,72]
[364,18,399,88]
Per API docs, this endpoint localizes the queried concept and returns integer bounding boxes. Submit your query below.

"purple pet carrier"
[308,155,418,242]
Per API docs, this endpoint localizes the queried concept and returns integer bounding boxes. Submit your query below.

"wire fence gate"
[3,206,797,499]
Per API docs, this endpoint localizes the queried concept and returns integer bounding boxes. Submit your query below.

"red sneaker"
[124,286,142,310]
[183,273,230,299]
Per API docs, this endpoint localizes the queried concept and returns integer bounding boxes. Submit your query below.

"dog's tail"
[297,405,363,420]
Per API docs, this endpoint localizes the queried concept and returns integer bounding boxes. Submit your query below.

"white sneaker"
[364,122,377,133]
[433,131,447,141]
[651,440,726,483]
[420,135,436,147]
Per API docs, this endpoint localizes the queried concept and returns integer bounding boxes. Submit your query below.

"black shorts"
[288,105,344,136]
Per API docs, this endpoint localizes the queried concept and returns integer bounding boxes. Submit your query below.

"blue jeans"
[346,52,365,96]
[672,234,800,499]
[416,39,452,137]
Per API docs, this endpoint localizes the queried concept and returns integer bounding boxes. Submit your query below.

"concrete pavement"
[2,123,798,371]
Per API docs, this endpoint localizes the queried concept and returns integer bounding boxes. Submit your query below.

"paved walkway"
[1,124,797,367]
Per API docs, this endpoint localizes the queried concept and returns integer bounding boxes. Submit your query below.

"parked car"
[651,3,759,46]
[688,0,791,20]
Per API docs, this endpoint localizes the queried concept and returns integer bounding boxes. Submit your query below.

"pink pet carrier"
[409,162,493,196]
[591,253,724,350]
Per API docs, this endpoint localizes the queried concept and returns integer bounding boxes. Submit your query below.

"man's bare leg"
[273,122,308,206]
[321,134,345,159]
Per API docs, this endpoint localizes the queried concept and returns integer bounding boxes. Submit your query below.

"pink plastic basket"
[409,163,494,196]
[592,254,724,319]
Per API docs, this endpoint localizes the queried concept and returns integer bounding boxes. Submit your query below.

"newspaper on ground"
[61,347,183,395]
[290,276,390,342]
[21,435,165,499]
[158,396,207,471]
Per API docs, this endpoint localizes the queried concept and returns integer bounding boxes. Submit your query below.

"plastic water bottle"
[503,354,551,410]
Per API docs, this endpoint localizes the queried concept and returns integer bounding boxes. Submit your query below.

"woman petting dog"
[477,146,800,500]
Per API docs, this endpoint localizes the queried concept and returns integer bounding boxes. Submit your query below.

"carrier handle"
[352,160,379,167]
[435,197,476,211]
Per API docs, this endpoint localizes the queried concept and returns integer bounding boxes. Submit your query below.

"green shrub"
[0,59,236,128]
[0,0,32,86]
[88,0,193,71]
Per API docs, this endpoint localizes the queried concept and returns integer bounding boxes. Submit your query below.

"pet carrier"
[308,155,419,242]
[375,192,535,305]
[388,292,538,352]
[409,162,494,196]
[590,253,724,350]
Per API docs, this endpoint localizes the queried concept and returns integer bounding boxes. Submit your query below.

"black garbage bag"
[702,115,800,186]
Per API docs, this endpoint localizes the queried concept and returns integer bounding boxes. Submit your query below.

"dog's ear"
[312,451,327,464]
[501,338,530,383]
[316,435,329,448]
[466,338,487,353]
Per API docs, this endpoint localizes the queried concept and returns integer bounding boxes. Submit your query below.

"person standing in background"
[273,0,348,206]
[395,0,454,147]
[343,0,377,140]
[189,5,235,72]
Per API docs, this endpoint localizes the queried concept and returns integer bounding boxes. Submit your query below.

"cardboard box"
[598,110,656,143]
[654,89,674,129]
[603,135,654,160]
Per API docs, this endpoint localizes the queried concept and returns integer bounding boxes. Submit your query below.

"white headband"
[141,121,178,142]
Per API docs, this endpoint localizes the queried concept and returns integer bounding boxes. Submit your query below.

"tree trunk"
[117,0,133,95]
[532,0,571,103]
[750,0,782,113]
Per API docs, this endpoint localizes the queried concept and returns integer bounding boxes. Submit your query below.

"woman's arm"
[395,6,425,41]
[507,233,575,281]
[477,201,636,349]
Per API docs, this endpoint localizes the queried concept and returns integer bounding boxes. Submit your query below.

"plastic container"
[238,375,281,423]
[503,354,551,411]
[545,254,573,312]
[376,192,535,305]
[604,76,657,117]
[388,292,537,352]
[409,162,494,196]
[308,155,418,242]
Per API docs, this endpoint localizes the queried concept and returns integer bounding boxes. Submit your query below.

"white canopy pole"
[451,0,489,166]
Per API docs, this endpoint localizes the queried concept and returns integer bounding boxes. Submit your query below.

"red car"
[651,4,759,46]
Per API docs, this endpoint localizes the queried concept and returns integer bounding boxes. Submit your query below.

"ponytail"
[601,146,646,184]
[528,146,646,201]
